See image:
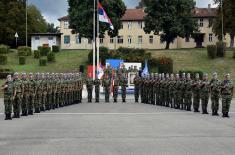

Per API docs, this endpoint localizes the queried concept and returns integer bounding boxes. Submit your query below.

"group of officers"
[134,72,233,118]
[1,69,234,120]
[1,72,83,120]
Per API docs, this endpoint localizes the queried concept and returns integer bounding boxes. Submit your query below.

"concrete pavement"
[0,97,235,155]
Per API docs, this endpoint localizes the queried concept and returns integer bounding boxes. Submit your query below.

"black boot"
[28,110,33,115]
[35,108,40,113]
[40,107,45,111]
[5,114,12,120]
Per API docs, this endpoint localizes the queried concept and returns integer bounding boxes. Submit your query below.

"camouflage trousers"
[95,87,100,102]
[169,93,174,108]
[193,93,200,111]
[113,86,119,102]
[104,87,110,102]
[28,95,34,113]
[42,93,47,110]
[165,91,170,107]
[201,93,209,113]
[174,92,180,109]
[221,95,232,114]
[121,86,126,102]
[4,95,12,114]
[13,93,21,114]
[134,87,140,102]
[34,94,41,111]
[21,94,29,113]
[140,87,144,103]
[87,89,93,102]
[185,92,192,111]
[179,92,185,109]
[211,94,220,113]
[46,93,51,110]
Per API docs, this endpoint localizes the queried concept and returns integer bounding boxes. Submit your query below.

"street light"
[221,0,224,42]
[26,0,28,46]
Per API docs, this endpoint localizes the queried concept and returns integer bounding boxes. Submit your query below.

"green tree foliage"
[47,23,59,33]
[213,0,235,48]
[0,1,47,47]
[143,0,198,49]
[68,0,126,39]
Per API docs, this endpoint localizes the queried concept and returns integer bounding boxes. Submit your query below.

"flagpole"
[26,0,28,46]
[93,0,96,80]
[96,0,100,74]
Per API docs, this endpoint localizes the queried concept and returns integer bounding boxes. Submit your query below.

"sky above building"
[28,0,217,26]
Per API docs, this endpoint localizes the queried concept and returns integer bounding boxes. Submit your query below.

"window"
[64,35,70,44]
[138,36,143,44]
[100,38,104,44]
[185,36,190,42]
[35,36,40,40]
[209,34,213,42]
[149,36,153,44]
[138,21,143,29]
[64,21,69,29]
[128,22,132,29]
[117,36,123,44]
[76,35,81,44]
[199,19,204,27]
[128,36,132,44]
[110,37,114,44]
[48,36,53,40]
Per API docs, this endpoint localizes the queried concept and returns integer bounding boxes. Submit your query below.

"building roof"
[58,7,217,22]
[30,33,63,36]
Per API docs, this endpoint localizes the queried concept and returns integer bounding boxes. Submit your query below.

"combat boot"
[28,110,33,115]
[122,99,126,103]
[135,100,138,103]
[5,114,12,120]
[40,107,45,111]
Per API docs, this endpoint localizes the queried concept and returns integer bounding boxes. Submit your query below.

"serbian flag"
[98,2,114,30]
[97,63,104,79]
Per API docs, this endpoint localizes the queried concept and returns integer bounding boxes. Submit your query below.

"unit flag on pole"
[98,2,114,30]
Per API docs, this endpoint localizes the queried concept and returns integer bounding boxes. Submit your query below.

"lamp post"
[221,0,224,42]
[26,0,28,46]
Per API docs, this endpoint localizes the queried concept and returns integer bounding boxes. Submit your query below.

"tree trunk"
[230,33,234,48]
[165,41,170,49]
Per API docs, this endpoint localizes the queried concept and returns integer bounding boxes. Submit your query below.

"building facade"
[58,6,231,50]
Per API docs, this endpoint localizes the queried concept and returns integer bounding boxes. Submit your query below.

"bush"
[0,55,7,65]
[52,45,60,53]
[0,44,9,54]
[233,51,235,59]
[47,52,56,62]
[207,45,217,59]
[216,42,226,57]
[19,56,26,65]
[0,68,13,79]
[156,57,173,73]
[34,50,40,59]
[179,70,204,80]
[39,58,47,66]
[40,47,51,56]
[18,46,32,56]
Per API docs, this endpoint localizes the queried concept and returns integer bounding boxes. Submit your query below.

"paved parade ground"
[0,97,235,155]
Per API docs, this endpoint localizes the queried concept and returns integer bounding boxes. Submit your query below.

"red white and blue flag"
[97,63,104,79]
[98,2,114,30]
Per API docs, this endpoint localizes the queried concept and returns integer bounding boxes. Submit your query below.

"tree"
[47,23,59,33]
[213,0,235,48]
[143,0,198,49]
[68,0,126,39]
[0,0,47,47]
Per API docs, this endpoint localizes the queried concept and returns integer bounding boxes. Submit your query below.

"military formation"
[134,72,234,118]
[1,69,234,120]
[1,72,84,120]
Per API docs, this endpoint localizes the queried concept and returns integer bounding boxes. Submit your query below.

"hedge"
[47,52,56,62]
[52,45,60,53]
[34,50,40,59]
[19,56,26,65]
[207,45,217,59]
[0,55,7,65]
[179,70,203,80]
[156,57,173,73]
[40,47,51,56]
[39,58,47,66]
[0,69,13,79]
[216,42,226,57]
[0,44,9,54]
[18,46,32,56]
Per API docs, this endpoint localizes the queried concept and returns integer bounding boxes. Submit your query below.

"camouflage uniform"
[13,73,24,118]
[210,73,221,116]
[200,74,210,114]
[94,78,101,102]
[185,74,193,111]
[2,75,14,120]
[113,77,119,102]
[21,73,29,116]
[192,74,201,112]
[103,77,111,102]
[134,75,140,102]
[28,73,36,115]
[173,74,181,109]
[221,74,233,117]
[120,75,128,102]
[168,74,175,108]
[86,76,93,102]
[35,73,41,113]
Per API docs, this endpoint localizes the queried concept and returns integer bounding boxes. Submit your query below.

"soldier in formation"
[135,72,233,118]
[2,72,84,120]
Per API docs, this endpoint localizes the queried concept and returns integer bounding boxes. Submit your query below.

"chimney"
[208,4,211,13]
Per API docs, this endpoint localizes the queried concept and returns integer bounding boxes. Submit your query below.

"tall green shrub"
[0,45,9,54]
[39,57,47,66]
[52,45,60,53]
[47,52,56,62]
[156,57,173,73]
[0,55,7,65]
[216,42,226,57]
[207,45,217,59]
[34,50,40,59]
[18,46,32,56]
[40,47,51,56]
[19,56,26,65]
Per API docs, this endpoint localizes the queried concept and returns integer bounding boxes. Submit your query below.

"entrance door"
[34,36,40,50]
[48,36,55,47]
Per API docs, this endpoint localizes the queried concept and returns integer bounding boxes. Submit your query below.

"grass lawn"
[3,49,89,73]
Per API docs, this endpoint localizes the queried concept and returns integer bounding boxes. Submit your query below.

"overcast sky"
[28,0,217,26]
